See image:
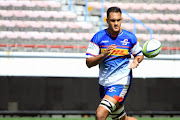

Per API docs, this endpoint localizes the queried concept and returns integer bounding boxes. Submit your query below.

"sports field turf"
[0,117,180,120]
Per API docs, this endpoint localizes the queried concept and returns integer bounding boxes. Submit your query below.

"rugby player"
[86,7,144,120]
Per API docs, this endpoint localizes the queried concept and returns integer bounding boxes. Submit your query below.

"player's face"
[107,12,123,34]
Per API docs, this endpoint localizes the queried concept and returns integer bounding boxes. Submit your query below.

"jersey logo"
[121,39,129,45]
[109,87,116,92]
[101,48,129,56]
[101,40,109,43]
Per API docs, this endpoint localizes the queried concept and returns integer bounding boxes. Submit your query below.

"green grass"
[0,117,180,120]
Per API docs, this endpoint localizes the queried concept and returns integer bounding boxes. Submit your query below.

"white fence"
[0,52,180,78]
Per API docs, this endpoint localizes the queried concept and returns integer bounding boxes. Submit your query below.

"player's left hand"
[128,60,139,69]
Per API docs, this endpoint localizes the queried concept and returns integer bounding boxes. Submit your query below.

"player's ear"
[106,17,108,23]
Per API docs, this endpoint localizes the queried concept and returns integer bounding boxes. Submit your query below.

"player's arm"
[86,44,116,68]
[129,36,144,69]
[86,53,106,68]
[129,55,144,69]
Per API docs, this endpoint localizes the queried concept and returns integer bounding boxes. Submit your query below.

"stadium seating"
[0,10,77,21]
[0,0,179,54]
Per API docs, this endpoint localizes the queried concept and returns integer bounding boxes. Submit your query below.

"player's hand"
[102,44,116,56]
[128,60,139,69]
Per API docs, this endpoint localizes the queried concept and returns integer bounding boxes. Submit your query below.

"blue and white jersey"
[86,29,143,86]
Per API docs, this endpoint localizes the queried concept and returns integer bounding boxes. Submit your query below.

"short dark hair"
[107,7,122,18]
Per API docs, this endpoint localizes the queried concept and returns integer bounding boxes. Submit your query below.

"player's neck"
[107,28,121,37]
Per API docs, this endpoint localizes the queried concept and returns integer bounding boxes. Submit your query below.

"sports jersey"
[86,29,143,86]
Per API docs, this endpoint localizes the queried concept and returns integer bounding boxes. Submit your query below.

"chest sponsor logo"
[101,48,129,56]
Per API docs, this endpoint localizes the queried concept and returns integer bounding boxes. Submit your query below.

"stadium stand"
[0,0,179,54]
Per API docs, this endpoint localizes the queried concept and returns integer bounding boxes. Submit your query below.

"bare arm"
[129,55,144,69]
[86,44,116,68]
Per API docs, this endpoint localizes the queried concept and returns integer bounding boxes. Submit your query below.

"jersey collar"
[105,29,123,38]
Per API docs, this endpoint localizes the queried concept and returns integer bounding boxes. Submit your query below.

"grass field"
[0,117,180,120]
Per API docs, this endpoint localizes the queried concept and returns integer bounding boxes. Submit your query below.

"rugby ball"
[142,39,162,58]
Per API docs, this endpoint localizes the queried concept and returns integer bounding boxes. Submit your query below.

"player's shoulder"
[122,29,137,43]
[91,29,107,43]
[94,29,107,37]
[122,29,136,38]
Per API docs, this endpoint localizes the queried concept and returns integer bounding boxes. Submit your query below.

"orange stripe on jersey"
[116,45,131,48]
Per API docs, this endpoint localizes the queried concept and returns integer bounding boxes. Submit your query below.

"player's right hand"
[103,44,116,56]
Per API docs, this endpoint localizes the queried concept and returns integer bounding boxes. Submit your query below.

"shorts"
[99,84,131,105]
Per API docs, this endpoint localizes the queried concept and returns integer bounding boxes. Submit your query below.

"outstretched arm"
[86,44,116,68]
